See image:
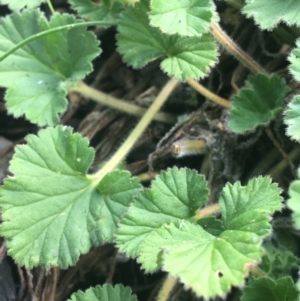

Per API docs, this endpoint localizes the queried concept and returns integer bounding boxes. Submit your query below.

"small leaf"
[220,176,282,237]
[117,0,218,80]
[228,74,289,133]
[0,126,141,268]
[69,0,124,27]
[149,0,218,37]
[241,277,299,301]
[284,95,300,142]
[289,38,300,82]
[116,167,209,257]
[0,0,44,9]
[242,0,300,30]
[141,222,262,298]
[259,239,298,279]
[287,168,300,229]
[0,10,101,126]
[68,284,138,301]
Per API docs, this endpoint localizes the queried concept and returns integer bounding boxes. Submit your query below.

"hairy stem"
[187,78,231,108]
[209,22,267,75]
[156,276,177,301]
[71,81,176,124]
[90,78,180,183]
[194,203,220,219]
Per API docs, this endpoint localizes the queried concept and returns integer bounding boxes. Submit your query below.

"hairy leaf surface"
[68,284,138,301]
[220,176,282,236]
[241,277,298,301]
[243,0,300,30]
[0,0,44,9]
[69,0,124,27]
[228,74,288,133]
[0,126,141,268]
[117,0,218,80]
[149,0,218,37]
[0,10,100,126]
[141,222,261,298]
[260,239,298,279]
[116,167,209,257]
[138,176,282,298]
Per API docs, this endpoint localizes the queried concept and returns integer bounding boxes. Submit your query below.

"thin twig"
[265,127,297,178]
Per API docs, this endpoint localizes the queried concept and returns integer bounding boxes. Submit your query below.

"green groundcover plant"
[1,0,300,300]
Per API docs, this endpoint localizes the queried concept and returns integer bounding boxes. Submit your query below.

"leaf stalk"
[46,0,55,14]
[209,22,267,75]
[194,203,220,219]
[156,275,177,301]
[71,81,176,124]
[90,78,180,183]
[186,78,231,109]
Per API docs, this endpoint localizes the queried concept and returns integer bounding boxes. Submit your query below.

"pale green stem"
[46,0,55,14]
[186,78,231,109]
[194,203,220,219]
[156,275,177,301]
[71,81,176,124]
[0,21,106,63]
[90,78,180,183]
[138,172,158,182]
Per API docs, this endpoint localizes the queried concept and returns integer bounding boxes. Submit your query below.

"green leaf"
[259,239,298,279]
[0,10,100,126]
[242,0,300,30]
[141,221,262,298]
[0,126,141,268]
[117,0,218,80]
[241,277,299,301]
[220,176,282,237]
[0,0,45,9]
[149,0,218,37]
[138,176,282,297]
[228,74,289,133]
[69,0,124,27]
[289,38,300,82]
[68,284,138,301]
[116,167,209,257]
[96,170,141,242]
[287,168,300,229]
[284,95,300,142]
